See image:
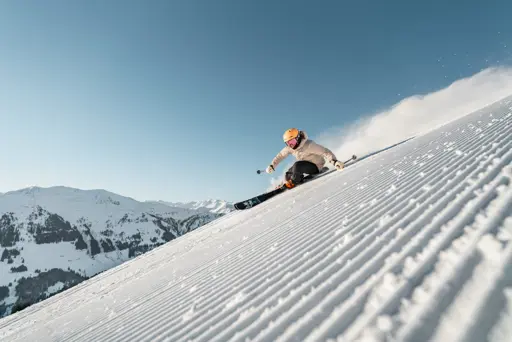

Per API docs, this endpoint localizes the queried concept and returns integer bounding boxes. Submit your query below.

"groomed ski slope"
[1,97,512,342]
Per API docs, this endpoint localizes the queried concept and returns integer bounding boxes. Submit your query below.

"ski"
[234,155,357,210]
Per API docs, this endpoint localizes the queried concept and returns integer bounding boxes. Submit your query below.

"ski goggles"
[285,138,298,148]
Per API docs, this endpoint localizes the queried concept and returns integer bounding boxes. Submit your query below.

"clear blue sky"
[1,0,511,202]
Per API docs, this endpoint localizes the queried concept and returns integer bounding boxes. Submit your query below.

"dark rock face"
[100,238,116,253]
[0,213,20,247]
[10,265,28,273]
[13,268,87,313]
[0,304,7,317]
[0,200,228,318]
[90,236,101,256]
[75,234,88,250]
[1,248,20,263]
[0,286,8,302]
[181,214,220,234]
[149,213,179,241]
[28,212,81,244]
[129,243,163,258]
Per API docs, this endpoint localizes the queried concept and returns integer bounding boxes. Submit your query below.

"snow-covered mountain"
[0,187,229,317]
[0,96,511,342]
[148,199,234,214]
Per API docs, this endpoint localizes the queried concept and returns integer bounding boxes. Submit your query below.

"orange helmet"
[283,128,299,142]
[283,128,301,149]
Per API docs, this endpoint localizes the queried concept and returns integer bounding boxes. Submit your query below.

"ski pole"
[346,154,357,162]
[257,155,356,175]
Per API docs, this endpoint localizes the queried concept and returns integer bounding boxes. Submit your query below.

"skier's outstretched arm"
[266,147,290,173]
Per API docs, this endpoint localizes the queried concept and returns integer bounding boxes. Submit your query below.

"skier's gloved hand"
[333,160,344,170]
[266,165,275,174]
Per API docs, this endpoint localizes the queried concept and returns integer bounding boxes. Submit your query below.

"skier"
[265,128,344,188]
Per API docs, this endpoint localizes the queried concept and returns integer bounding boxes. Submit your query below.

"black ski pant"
[285,160,320,184]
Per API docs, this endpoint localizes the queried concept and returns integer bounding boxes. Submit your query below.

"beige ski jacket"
[271,131,337,170]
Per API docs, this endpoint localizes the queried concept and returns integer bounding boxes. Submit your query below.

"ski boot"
[273,179,295,189]
[284,179,295,189]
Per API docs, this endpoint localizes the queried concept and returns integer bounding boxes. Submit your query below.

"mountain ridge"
[0,185,233,317]
[148,198,234,214]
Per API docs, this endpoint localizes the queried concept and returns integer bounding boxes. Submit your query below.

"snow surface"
[0,97,511,341]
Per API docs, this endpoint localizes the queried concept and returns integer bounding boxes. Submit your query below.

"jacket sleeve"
[309,141,337,164]
[271,147,291,168]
